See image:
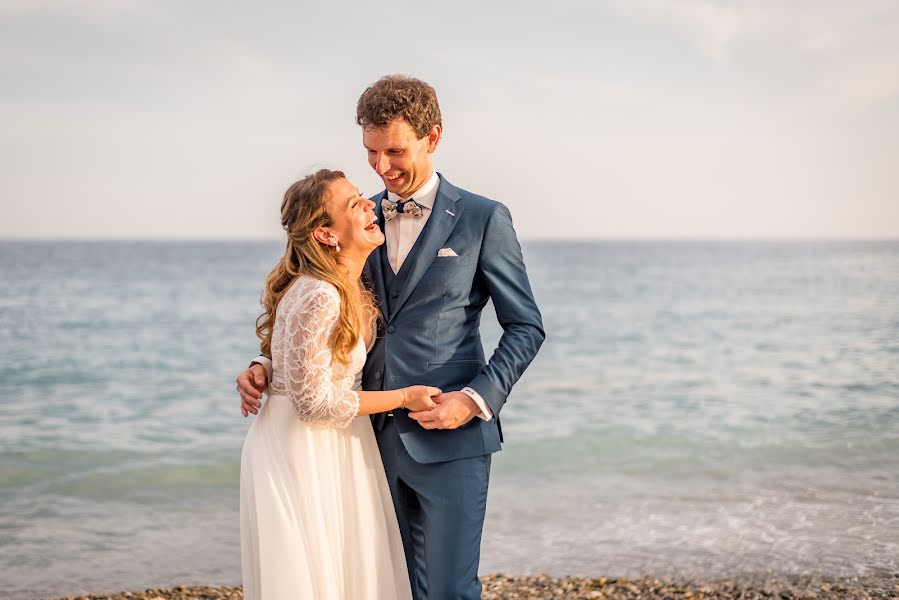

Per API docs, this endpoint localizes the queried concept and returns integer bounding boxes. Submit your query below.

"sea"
[0,240,897,599]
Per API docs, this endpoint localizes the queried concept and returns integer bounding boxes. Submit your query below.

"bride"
[239,169,437,599]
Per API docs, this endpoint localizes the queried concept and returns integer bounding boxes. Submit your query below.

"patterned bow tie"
[382,198,423,221]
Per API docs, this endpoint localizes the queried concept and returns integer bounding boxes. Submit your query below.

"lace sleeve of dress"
[279,281,360,428]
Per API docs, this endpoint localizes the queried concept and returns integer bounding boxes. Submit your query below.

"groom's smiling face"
[363,118,441,199]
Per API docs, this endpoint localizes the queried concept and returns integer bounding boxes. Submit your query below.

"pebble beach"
[52,574,899,600]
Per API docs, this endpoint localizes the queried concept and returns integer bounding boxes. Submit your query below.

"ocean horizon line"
[2,236,898,243]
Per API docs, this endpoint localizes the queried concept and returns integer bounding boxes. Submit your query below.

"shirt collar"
[386,171,439,209]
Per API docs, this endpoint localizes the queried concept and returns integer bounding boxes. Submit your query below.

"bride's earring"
[334,241,340,253]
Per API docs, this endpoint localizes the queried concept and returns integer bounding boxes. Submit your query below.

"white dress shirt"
[385,170,439,274]
[254,170,493,422]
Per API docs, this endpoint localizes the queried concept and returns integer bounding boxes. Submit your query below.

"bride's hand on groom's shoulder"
[402,385,441,412]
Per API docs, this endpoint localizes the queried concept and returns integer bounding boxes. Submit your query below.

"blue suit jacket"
[363,174,544,464]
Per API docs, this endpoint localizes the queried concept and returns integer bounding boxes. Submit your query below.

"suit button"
[374,372,382,380]
[390,290,398,298]
[386,325,395,334]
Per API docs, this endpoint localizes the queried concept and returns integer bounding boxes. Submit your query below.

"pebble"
[51,573,899,600]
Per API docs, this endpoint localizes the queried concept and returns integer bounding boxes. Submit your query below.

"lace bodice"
[268,276,366,429]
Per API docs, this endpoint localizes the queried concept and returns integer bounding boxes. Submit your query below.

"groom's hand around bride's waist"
[238,363,268,417]
[408,392,479,430]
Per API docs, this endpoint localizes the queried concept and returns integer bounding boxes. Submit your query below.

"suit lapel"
[365,191,390,321]
[388,176,463,320]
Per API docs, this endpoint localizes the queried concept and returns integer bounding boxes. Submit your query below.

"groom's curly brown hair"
[356,75,442,138]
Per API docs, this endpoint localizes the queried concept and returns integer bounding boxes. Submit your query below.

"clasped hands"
[237,364,479,429]
[407,389,480,430]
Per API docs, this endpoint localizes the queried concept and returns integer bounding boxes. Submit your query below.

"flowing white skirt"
[240,394,412,600]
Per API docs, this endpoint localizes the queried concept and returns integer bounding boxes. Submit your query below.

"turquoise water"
[1,241,897,598]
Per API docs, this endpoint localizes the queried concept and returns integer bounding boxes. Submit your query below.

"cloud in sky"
[1,0,897,239]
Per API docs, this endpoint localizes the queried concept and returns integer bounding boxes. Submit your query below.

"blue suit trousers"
[376,417,491,600]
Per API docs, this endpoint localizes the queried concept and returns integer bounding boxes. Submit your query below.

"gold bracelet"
[400,388,407,409]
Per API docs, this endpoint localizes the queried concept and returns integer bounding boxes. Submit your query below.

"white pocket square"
[437,247,458,257]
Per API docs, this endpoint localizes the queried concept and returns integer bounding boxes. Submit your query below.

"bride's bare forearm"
[356,390,404,416]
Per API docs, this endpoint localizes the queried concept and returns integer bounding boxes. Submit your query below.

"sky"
[1,0,898,240]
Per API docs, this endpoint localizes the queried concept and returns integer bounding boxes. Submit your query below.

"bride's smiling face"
[323,177,384,256]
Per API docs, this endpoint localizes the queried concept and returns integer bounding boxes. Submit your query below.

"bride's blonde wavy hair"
[256,169,378,365]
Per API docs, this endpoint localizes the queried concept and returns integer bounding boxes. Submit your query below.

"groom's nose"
[372,153,390,175]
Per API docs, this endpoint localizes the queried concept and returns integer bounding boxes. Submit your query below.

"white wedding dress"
[240,276,412,600]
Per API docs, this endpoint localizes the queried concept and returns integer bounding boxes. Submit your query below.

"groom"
[237,75,544,599]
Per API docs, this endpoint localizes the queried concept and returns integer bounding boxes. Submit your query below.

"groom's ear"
[426,125,442,153]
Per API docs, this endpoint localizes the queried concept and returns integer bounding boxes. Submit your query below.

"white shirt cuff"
[460,387,493,421]
[251,356,273,387]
